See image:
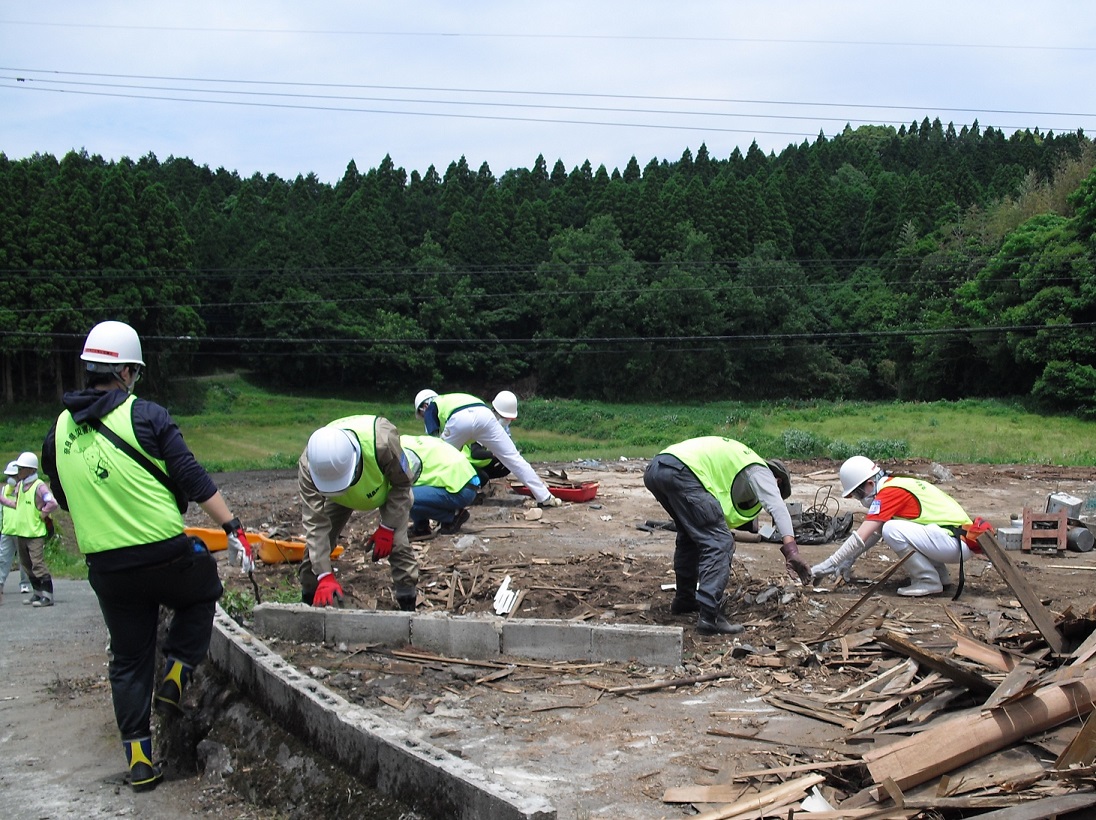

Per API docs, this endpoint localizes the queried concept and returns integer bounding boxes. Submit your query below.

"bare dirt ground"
[198,458,1096,818]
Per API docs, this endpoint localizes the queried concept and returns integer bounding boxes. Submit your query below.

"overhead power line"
[3,67,1094,122]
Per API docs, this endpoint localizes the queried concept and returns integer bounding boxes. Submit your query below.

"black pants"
[88,540,223,740]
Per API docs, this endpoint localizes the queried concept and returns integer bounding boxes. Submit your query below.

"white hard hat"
[4,460,18,476]
[492,390,518,420]
[81,320,145,366]
[306,427,361,494]
[839,455,880,497]
[414,389,438,414]
[15,451,39,471]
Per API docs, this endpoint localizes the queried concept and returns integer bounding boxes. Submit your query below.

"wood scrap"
[811,551,914,643]
[687,773,823,820]
[607,669,738,695]
[874,629,996,697]
[862,670,1096,791]
[924,792,1096,818]
[977,531,1066,654]
[951,632,1018,673]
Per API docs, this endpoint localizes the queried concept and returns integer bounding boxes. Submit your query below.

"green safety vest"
[435,393,488,428]
[327,416,389,511]
[400,435,478,493]
[55,395,183,553]
[0,484,14,535]
[8,477,49,538]
[661,437,766,529]
[880,476,971,528]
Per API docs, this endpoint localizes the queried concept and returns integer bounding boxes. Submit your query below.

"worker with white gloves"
[414,389,562,508]
[811,455,982,597]
[644,437,810,636]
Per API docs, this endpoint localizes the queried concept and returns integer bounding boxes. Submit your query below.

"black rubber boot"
[670,594,699,614]
[670,575,699,614]
[154,657,193,714]
[697,606,744,636]
[124,737,162,793]
[395,590,418,611]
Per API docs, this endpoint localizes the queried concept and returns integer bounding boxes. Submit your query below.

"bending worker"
[400,434,481,538]
[299,415,419,611]
[644,437,811,635]
[41,320,250,793]
[414,389,561,508]
[810,455,978,596]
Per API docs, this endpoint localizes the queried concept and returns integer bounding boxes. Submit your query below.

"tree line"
[1,118,1095,417]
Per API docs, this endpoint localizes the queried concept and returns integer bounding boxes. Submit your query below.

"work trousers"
[0,533,17,590]
[15,535,51,596]
[644,454,737,611]
[88,538,222,740]
[410,483,478,527]
[298,498,420,603]
[441,406,552,504]
[882,520,972,564]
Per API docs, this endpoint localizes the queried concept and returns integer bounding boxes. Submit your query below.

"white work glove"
[538,495,563,508]
[811,532,868,585]
[224,518,254,574]
[810,556,855,586]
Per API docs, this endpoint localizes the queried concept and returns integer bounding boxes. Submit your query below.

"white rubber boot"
[931,561,952,588]
[897,549,944,597]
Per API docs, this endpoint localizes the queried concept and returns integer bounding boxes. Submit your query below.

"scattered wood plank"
[811,551,914,643]
[1053,707,1096,770]
[874,629,996,697]
[977,531,1066,655]
[688,773,824,820]
[983,659,1043,709]
[951,632,1017,673]
[944,792,1096,819]
[608,669,739,695]
[862,671,1096,791]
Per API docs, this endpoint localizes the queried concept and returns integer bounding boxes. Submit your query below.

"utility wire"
[4,67,1093,120]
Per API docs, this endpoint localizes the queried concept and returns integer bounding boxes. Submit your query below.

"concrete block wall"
[210,609,556,820]
[251,603,684,668]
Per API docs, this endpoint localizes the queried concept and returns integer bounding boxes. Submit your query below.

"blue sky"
[2,1,1093,184]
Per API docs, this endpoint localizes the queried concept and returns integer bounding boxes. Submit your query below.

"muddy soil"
[196,458,1096,818]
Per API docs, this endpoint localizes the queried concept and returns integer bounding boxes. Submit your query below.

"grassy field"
[3,373,1096,470]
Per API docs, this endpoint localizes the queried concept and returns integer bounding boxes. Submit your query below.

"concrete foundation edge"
[208,608,556,820]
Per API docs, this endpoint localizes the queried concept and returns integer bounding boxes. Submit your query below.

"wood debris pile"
[661,532,1096,818]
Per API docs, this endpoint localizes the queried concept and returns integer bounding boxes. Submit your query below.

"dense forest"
[2,118,1095,416]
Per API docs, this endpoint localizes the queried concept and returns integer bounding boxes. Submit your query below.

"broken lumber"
[874,629,996,697]
[688,773,824,820]
[811,550,914,642]
[861,670,1096,792]
[977,531,1066,655]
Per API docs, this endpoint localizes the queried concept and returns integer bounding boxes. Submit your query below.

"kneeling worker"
[401,434,481,537]
[644,437,810,635]
[811,456,983,596]
[299,415,419,610]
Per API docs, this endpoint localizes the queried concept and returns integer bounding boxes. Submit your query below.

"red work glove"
[367,525,395,562]
[780,540,812,585]
[313,572,344,607]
